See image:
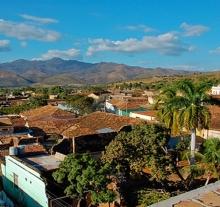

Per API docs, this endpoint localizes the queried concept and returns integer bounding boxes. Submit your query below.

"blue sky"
[0,0,220,70]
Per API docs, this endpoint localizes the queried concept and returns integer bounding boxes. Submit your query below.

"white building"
[129,111,157,121]
[211,85,220,95]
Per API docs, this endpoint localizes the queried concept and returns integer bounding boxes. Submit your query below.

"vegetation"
[102,125,171,182]
[156,79,211,163]
[137,188,170,206]
[66,95,95,115]
[53,154,116,206]
[201,138,220,185]
[0,95,47,114]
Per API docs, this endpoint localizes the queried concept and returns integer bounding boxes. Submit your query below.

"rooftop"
[19,153,63,172]
[134,110,157,117]
[150,180,220,207]
[62,111,141,138]
[208,105,220,130]
[109,98,147,110]
[21,105,77,135]
[21,105,76,120]
[0,117,12,126]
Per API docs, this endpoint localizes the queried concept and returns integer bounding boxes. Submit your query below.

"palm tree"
[156,80,211,164]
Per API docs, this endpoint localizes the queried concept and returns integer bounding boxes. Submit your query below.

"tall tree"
[102,124,171,183]
[156,80,211,163]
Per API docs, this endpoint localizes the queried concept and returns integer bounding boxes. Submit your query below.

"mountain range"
[0,58,195,87]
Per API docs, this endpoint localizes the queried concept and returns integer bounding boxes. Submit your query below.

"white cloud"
[0,39,10,52]
[35,48,80,60]
[124,24,154,33]
[87,33,194,56]
[180,22,209,37]
[0,19,60,42]
[209,47,220,54]
[20,14,58,24]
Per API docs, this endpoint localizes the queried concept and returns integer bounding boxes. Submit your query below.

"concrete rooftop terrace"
[20,154,63,172]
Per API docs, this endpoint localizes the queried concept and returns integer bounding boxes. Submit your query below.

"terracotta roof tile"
[21,105,76,120]
[109,98,147,110]
[21,105,77,134]
[174,201,203,207]
[24,144,46,153]
[208,105,220,130]
[197,191,220,206]
[10,116,26,127]
[62,111,142,138]
[0,117,12,126]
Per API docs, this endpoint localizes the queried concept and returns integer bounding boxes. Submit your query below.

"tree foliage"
[67,95,94,115]
[0,95,47,115]
[53,154,116,205]
[156,79,211,134]
[156,79,211,162]
[102,124,171,182]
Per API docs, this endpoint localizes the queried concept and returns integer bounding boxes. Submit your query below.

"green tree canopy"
[156,79,211,163]
[102,124,171,182]
[53,154,116,205]
[67,95,94,115]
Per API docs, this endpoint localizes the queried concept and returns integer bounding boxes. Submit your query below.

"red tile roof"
[21,105,77,134]
[109,98,147,110]
[21,105,76,121]
[24,144,46,153]
[208,105,220,130]
[62,111,142,138]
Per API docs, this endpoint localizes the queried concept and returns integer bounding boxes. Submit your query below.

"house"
[143,90,158,105]
[49,95,58,100]
[129,110,157,122]
[105,97,148,116]
[53,111,142,154]
[211,85,220,95]
[150,180,220,207]
[0,115,41,157]
[0,117,14,135]
[20,105,77,137]
[1,150,71,207]
[198,105,220,139]
[88,91,111,102]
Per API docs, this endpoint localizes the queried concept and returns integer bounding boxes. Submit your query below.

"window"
[13,173,18,188]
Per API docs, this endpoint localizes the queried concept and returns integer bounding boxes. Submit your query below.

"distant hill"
[0,58,196,87]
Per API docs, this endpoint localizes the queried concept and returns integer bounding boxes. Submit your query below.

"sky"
[0,0,220,70]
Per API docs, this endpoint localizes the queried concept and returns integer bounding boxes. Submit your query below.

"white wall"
[129,112,156,121]
[211,86,220,95]
[2,156,49,207]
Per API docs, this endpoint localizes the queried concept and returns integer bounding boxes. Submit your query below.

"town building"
[0,115,40,157]
[52,111,142,154]
[198,105,220,139]
[1,150,71,207]
[105,97,148,116]
[20,105,77,137]
[211,85,220,95]
[129,110,157,122]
